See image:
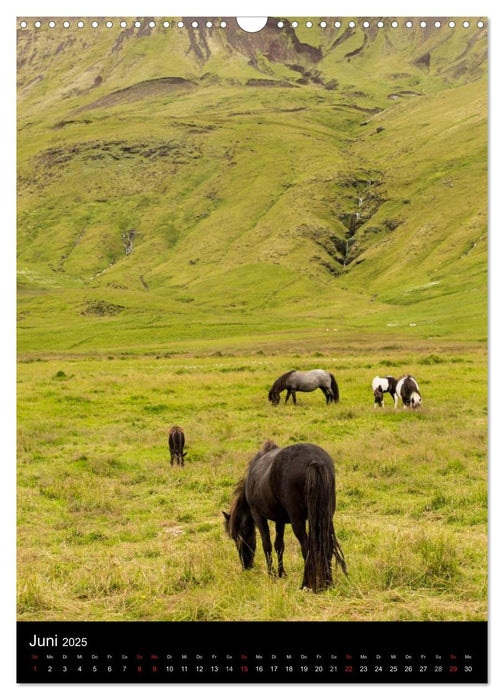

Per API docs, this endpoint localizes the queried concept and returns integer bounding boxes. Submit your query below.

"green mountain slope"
[17,18,487,353]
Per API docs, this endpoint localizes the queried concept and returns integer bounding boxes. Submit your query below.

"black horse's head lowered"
[223,440,347,592]
[223,479,257,570]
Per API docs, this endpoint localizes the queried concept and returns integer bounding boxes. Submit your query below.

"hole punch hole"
[206,21,212,28]
[306,21,313,28]
[164,21,170,28]
[20,20,27,28]
[91,21,99,28]
[106,21,113,28]
[277,21,284,28]
[49,21,56,28]
[177,21,184,28]
[149,21,156,28]
[349,21,356,28]
[363,21,370,29]
[237,17,268,33]
[334,21,341,28]
[63,21,70,28]
[477,21,484,28]
[463,21,470,28]
[377,21,384,28]
[120,21,127,28]
[406,21,413,28]
[320,21,327,29]
[420,21,427,28]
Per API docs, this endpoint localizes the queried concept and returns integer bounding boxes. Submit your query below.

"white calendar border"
[3,1,500,698]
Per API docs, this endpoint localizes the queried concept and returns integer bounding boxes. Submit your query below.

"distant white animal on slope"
[372,375,397,408]
[394,375,422,409]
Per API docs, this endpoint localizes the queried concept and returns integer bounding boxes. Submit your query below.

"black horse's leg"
[254,514,274,576]
[291,391,296,405]
[290,518,309,587]
[274,522,286,577]
[285,389,291,404]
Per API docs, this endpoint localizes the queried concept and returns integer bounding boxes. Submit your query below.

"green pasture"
[17,340,487,621]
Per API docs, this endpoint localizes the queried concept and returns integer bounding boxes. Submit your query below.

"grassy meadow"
[17,338,487,621]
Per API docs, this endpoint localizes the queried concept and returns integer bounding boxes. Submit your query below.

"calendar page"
[16,15,487,683]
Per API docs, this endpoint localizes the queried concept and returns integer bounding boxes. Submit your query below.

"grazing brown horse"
[168,426,187,466]
[223,440,347,592]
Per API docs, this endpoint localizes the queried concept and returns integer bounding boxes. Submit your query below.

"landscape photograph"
[17,17,487,622]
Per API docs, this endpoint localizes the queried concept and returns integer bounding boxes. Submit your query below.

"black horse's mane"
[226,440,280,539]
[258,439,279,455]
[272,370,295,392]
[225,479,248,540]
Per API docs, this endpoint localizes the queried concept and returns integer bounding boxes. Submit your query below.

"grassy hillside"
[17,18,487,354]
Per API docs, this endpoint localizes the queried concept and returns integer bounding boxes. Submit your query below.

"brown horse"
[168,426,187,466]
[223,440,347,592]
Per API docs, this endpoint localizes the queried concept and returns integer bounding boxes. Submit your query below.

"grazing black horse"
[168,426,187,466]
[268,369,339,406]
[223,440,347,592]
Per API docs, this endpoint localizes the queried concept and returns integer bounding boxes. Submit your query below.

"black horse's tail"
[330,374,339,403]
[304,461,346,592]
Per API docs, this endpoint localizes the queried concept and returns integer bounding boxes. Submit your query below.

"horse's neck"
[279,371,295,389]
[237,491,252,518]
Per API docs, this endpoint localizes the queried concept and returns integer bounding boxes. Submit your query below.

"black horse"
[223,440,347,592]
[268,369,339,406]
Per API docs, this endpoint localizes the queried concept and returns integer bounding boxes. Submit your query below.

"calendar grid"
[18,621,487,683]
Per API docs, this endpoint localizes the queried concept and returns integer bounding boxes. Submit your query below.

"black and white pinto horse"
[394,375,422,409]
[268,370,339,406]
[223,440,347,592]
[372,375,397,408]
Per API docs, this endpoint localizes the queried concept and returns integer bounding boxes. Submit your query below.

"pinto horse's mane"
[272,370,295,392]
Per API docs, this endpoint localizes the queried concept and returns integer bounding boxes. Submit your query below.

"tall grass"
[17,341,487,621]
